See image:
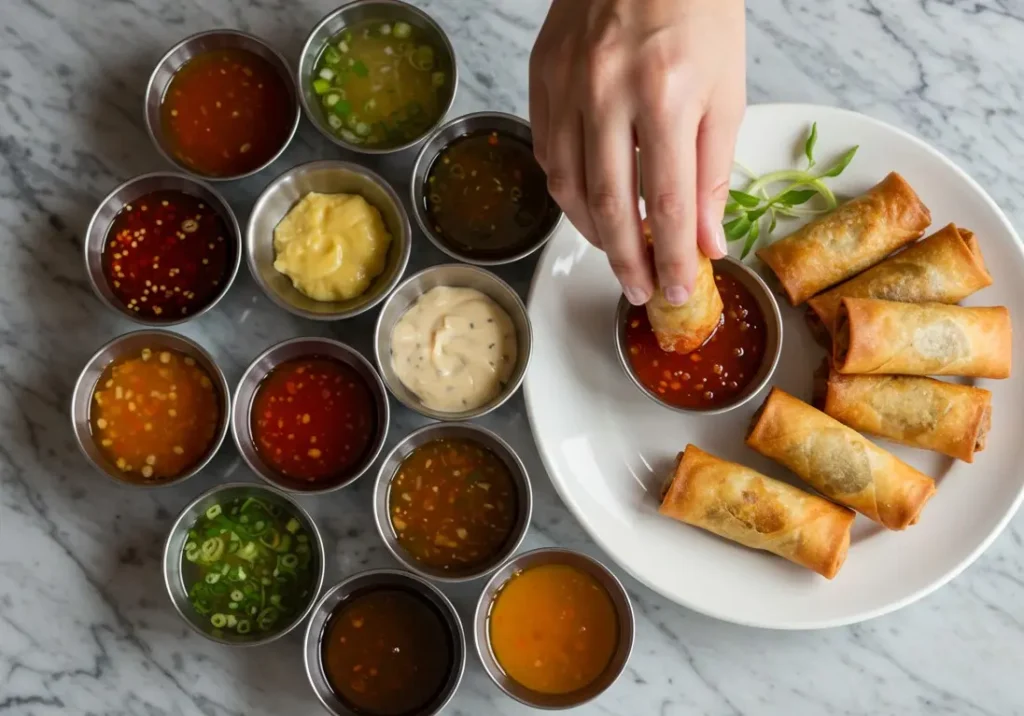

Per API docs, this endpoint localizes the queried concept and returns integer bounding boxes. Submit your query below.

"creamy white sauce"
[391,286,517,412]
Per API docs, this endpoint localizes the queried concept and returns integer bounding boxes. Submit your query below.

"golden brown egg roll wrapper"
[646,252,724,353]
[757,172,931,305]
[813,361,991,463]
[746,388,935,530]
[806,223,992,340]
[659,445,854,579]
[833,297,1012,379]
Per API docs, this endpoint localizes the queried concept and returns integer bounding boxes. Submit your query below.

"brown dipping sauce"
[321,588,453,716]
[424,129,560,259]
[625,271,767,409]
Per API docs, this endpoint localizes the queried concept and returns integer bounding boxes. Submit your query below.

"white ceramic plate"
[524,103,1024,629]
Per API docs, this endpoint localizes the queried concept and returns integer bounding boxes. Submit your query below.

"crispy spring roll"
[833,297,1012,379]
[641,219,723,353]
[746,388,936,530]
[757,172,931,305]
[813,361,992,462]
[805,223,992,342]
[659,445,855,579]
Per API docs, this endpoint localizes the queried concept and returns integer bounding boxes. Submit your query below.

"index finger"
[638,109,700,305]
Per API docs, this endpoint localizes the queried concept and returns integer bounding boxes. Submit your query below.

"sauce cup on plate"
[231,337,390,494]
[247,160,411,321]
[410,111,564,265]
[162,481,326,646]
[614,256,783,416]
[303,569,466,716]
[145,30,300,181]
[298,0,458,155]
[474,548,635,709]
[70,330,230,488]
[373,263,532,421]
[372,422,533,583]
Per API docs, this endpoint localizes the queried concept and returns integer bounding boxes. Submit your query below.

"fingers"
[695,102,744,260]
[583,108,650,304]
[638,106,700,305]
[545,110,600,247]
[528,39,550,168]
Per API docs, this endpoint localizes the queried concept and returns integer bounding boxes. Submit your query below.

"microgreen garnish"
[724,122,859,258]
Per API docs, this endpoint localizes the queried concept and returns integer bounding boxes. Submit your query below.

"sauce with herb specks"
[162,48,293,177]
[322,588,453,715]
[250,356,377,487]
[625,271,767,409]
[102,190,233,320]
[388,437,517,571]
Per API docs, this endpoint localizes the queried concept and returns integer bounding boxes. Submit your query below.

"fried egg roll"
[642,219,723,353]
[659,445,855,579]
[746,388,935,530]
[813,361,991,463]
[833,297,1011,379]
[806,223,992,342]
[757,172,931,305]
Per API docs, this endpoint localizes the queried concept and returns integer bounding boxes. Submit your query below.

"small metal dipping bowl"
[70,330,231,488]
[373,263,532,421]
[303,569,466,716]
[162,481,326,646]
[298,0,458,155]
[474,548,635,710]
[614,256,783,416]
[145,30,300,181]
[83,172,241,326]
[231,337,390,494]
[373,422,532,582]
[247,160,412,320]
[410,111,564,265]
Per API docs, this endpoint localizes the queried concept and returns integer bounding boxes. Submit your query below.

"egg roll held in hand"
[833,297,1012,379]
[659,445,855,579]
[642,219,723,354]
[805,223,992,343]
[746,388,935,530]
[813,361,992,463]
[757,172,931,305]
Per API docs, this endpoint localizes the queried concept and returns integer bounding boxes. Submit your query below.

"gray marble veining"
[1,0,1023,714]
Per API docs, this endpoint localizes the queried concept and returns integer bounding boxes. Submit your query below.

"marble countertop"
[2,0,1023,714]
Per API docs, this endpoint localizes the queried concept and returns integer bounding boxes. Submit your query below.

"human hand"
[529,0,746,305]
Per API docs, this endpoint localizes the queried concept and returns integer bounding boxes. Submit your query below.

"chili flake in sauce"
[625,271,767,410]
[102,190,233,320]
[321,588,452,715]
[388,437,516,571]
[250,356,377,487]
[161,48,293,177]
[90,347,221,483]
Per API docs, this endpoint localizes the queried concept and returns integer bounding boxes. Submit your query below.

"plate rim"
[523,101,1024,630]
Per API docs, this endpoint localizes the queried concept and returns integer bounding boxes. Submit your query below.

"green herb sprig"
[724,122,859,258]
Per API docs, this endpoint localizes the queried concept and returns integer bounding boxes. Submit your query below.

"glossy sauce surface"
[162,48,293,176]
[322,588,452,715]
[489,563,619,695]
[424,130,559,259]
[90,347,220,482]
[388,437,517,571]
[626,271,767,409]
[250,356,376,486]
[102,190,233,320]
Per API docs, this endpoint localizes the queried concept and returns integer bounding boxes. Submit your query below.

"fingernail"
[664,286,689,306]
[623,286,650,306]
[713,223,728,257]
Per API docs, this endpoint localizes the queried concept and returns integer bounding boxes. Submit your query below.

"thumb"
[696,105,744,259]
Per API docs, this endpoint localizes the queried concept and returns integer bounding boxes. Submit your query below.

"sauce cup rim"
[161,480,327,646]
[144,28,301,182]
[69,329,231,489]
[613,255,784,416]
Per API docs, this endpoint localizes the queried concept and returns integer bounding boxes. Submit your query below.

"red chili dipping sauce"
[102,190,233,320]
[250,356,377,486]
[625,271,767,410]
[161,48,293,177]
